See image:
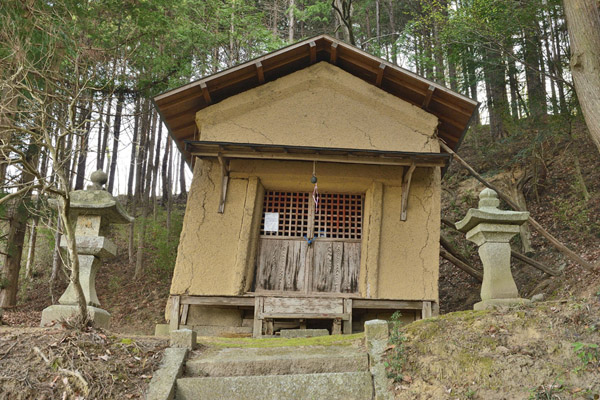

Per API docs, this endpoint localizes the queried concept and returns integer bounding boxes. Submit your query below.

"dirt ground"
[0,326,167,399]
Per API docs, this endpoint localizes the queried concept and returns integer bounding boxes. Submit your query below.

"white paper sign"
[264,212,279,232]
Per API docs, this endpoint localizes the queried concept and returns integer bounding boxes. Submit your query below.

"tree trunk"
[24,219,38,280]
[161,136,171,205]
[99,94,112,171]
[95,95,107,171]
[0,143,38,307]
[127,96,141,205]
[74,99,92,190]
[107,91,125,194]
[563,0,600,154]
[288,0,295,43]
[152,120,162,220]
[134,111,157,279]
[482,47,509,139]
[178,153,187,199]
[522,23,547,122]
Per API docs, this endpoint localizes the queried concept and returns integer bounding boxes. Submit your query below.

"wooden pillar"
[170,295,181,332]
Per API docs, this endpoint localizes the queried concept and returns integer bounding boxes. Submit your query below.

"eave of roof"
[153,34,479,166]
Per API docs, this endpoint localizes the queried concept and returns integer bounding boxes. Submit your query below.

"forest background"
[0,0,599,317]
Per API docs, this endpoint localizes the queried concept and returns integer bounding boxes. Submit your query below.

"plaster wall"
[170,159,439,302]
[195,62,439,153]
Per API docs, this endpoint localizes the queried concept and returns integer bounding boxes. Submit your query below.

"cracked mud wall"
[169,159,254,296]
[195,62,439,154]
[169,159,440,304]
[377,167,441,301]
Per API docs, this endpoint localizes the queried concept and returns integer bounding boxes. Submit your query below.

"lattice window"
[314,193,363,239]
[261,191,310,237]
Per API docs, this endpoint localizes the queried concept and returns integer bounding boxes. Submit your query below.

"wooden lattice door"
[254,190,363,294]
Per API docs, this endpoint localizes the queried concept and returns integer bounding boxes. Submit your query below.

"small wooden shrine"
[154,35,478,337]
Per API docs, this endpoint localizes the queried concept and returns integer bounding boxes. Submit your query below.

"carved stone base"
[473,298,531,310]
[40,304,110,329]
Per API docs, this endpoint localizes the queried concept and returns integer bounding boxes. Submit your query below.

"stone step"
[185,345,369,377]
[176,371,374,400]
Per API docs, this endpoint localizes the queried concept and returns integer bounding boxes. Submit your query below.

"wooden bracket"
[375,63,386,87]
[422,85,435,110]
[400,162,416,221]
[255,61,265,84]
[217,154,230,213]
[330,42,338,64]
[309,41,317,64]
[200,82,212,105]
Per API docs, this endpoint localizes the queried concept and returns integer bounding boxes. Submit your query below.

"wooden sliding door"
[254,190,363,294]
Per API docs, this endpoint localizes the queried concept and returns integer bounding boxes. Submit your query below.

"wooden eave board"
[154,35,478,166]
[185,140,451,167]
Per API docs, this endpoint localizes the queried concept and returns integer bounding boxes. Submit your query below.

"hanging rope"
[312,161,319,211]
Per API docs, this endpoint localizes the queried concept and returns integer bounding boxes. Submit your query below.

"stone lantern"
[455,188,530,310]
[41,170,133,328]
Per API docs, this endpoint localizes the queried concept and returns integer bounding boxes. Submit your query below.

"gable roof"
[153,34,479,165]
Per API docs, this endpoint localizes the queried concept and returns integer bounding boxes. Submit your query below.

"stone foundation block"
[40,304,110,329]
[170,329,197,350]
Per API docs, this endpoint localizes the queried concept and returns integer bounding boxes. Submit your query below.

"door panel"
[253,190,363,294]
[311,241,361,293]
[255,239,307,291]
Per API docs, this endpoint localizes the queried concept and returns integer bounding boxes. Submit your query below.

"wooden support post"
[181,304,189,325]
[170,295,181,332]
[217,154,230,213]
[200,82,212,105]
[375,63,385,87]
[255,61,265,84]
[421,301,432,319]
[330,42,338,64]
[343,298,352,334]
[309,41,317,64]
[265,319,274,335]
[332,318,342,335]
[432,302,440,317]
[422,85,435,110]
[253,296,264,338]
[400,163,416,221]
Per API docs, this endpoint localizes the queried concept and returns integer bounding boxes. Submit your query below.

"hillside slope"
[388,299,600,399]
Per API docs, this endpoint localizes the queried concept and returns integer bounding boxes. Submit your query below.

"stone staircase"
[175,345,375,400]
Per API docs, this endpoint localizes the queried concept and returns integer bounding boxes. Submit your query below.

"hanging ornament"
[312,161,319,211]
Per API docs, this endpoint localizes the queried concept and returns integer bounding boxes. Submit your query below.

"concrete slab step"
[176,371,374,400]
[185,345,369,377]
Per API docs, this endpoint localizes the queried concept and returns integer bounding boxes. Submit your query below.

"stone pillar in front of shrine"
[41,171,133,328]
[456,188,531,310]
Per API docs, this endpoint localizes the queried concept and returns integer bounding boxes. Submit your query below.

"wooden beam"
[309,41,317,64]
[259,313,351,320]
[255,61,265,84]
[400,162,416,221]
[169,295,181,332]
[181,304,189,325]
[421,301,432,319]
[180,295,255,307]
[253,296,264,338]
[217,154,230,213]
[192,151,447,168]
[330,42,338,64]
[375,63,386,87]
[351,299,426,310]
[440,248,483,282]
[343,298,352,334]
[422,85,435,109]
[200,81,212,105]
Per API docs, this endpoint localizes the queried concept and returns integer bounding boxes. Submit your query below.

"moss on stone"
[198,333,365,349]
